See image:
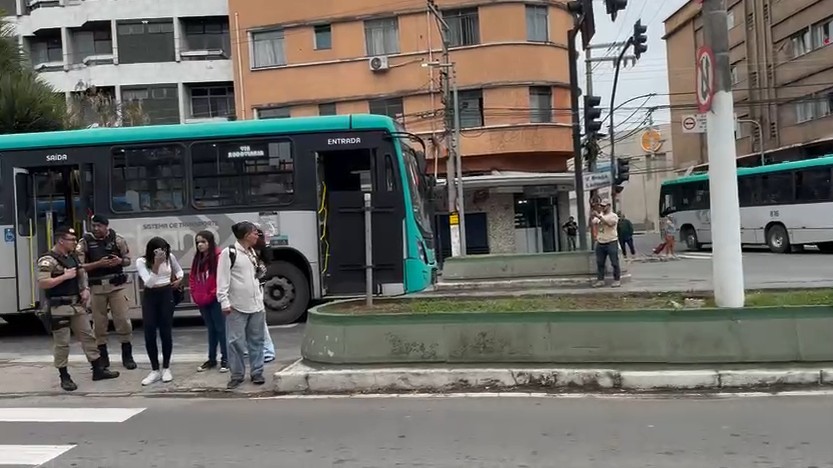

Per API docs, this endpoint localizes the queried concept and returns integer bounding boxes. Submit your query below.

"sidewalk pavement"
[274,360,833,395]
[0,354,294,398]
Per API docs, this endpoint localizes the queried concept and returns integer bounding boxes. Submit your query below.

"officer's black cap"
[91,215,109,225]
[55,226,77,238]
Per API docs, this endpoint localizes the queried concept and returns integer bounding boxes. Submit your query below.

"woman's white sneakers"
[141,369,173,386]
[141,370,161,386]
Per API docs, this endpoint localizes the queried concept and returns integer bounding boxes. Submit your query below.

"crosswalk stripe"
[0,445,75,465]
[0,407,146,423]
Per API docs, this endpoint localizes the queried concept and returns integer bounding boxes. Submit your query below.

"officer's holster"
[37,296,79,335]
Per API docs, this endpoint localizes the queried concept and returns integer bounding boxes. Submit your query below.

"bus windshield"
[401,142,433,239]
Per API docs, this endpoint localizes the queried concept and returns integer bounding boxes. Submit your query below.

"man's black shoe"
[121,342,137,370]
[91,357,120,381]
[227,378,244,389]
[251,374,265,385]
[59,367,77,392]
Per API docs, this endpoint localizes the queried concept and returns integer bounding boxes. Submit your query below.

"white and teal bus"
[0,114,437,325]
[660,155,833,254]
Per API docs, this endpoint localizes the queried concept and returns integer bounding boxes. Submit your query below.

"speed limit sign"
[696,46,715,113]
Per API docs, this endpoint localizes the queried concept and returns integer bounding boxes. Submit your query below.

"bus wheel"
[262,261,310,325]
[682,227,700,251]
[766,224,790,254]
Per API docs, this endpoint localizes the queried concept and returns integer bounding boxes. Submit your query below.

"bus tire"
[766,224,790,254]
[682,226,701,251]
[262,260,310,325]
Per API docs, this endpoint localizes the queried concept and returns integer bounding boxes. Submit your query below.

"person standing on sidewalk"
[136,237,184,386]
[76,215,136,370]
[37,226,120,392]
[254,226,276,363]
[591,199,621,287]
[562,216,578,251]
[617,212,636,259]
[189,231,228,373]
[217,221,267,389]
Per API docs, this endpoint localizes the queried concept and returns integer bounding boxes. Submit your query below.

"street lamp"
[423,61,467,256]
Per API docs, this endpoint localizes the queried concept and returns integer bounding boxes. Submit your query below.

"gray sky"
[579,0,688,135]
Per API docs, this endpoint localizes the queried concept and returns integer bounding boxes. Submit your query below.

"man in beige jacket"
[591,199,621,287]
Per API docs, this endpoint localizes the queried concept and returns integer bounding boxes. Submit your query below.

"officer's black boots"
[121,342,137,370]
[91,357,120,381]
[58,367,77,392]
[97,344,110,368]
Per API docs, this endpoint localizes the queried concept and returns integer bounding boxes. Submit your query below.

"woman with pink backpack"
[189,231,228,373]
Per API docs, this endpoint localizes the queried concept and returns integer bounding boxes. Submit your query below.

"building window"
[795,90,833,123]
[529,86,552,123]
[795,99,816,123]
[526,5,548,42]
[190,85,235,119]
[111,145,185,213]
[364,17,399,56]
[727,10,735,29]
[30,37,62,64]
[318,102,337,115]
[191,139,294,208]
[730,65,739,84]
[251,29,286,68]
[121,85,179,125]
[812,17,832,49]
[445,8,479,47]
[257,106,290,119]
[368,97,404,119]
[314,24,332,50]
[184,19,230,53]
[790,28,811,57]
[458,90,484,128]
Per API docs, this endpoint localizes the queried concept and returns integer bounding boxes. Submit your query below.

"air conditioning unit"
[368,56,389,72]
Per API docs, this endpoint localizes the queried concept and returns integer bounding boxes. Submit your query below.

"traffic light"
[605,0,627,21]
[583,95,602,138]
[632,19,648,59]
[614,157,630,185]
[567,0,595,49]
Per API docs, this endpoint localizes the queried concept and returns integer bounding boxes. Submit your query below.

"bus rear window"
[191,139,294,208]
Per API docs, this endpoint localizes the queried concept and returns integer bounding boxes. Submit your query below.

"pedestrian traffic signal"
[583,95,602,138]
[614,157,630,184]
[632,19,648,59]
[605,0,627,21]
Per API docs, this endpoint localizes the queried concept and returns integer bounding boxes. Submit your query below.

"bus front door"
[318,148,405,296]
[12,165,93,311]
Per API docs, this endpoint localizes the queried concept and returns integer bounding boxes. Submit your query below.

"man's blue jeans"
[226,309,266,380]
[595,241,621,281]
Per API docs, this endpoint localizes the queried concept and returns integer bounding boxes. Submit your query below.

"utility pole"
[702,0,744,307]
[427,0,465,257]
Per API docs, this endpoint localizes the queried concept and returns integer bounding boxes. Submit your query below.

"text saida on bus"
[659,155,833,254]
[0,114,438,325]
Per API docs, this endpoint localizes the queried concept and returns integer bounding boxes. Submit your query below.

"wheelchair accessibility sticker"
[4,228,14,243]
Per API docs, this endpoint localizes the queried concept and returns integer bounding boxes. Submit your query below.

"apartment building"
[2,0,235,125]
[664,0,833,170]
[229,0,576,256]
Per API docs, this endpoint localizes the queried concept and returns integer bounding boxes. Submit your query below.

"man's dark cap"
[55,226,77,238]
[91,215,109,225]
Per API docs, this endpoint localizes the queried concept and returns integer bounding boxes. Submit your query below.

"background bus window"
[760,173,793,205]
[794,168,832,203]
[191,140,293,208]
[738,176,758,207]
[111,145,185,212]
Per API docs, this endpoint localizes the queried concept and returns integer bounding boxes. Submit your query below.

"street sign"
[681,114,707,133]
[640,128,663,153]
[696,46,715,113]
[583,171,613,191]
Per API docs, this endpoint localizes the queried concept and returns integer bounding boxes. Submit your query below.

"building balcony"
[37,59,233,92]
[15,0,228,34]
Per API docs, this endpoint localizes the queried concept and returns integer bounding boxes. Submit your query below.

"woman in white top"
[135,236,183,386]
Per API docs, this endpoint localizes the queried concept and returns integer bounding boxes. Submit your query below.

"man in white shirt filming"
[591,199,621,288]
[217,221,267,389]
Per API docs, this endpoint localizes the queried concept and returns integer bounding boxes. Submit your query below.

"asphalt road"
[3,393,833,467]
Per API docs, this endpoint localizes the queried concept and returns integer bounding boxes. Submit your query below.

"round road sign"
[640,128,663,153]
[696,46,715,113]
[682,115,697,131]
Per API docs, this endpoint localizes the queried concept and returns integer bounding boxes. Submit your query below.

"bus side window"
[384,154,396,192]
[111,144,185,212]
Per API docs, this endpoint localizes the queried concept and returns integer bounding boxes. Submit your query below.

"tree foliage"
[0,18,67,134]
[66,83,150,128]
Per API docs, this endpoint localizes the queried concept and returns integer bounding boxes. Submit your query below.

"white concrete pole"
[703,0,744,307]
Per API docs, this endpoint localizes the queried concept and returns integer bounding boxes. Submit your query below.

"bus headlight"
[417,241,427,264]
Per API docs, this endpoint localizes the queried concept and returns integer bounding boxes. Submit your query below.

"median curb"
[273,361,833,394]
[435,274,633,291]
